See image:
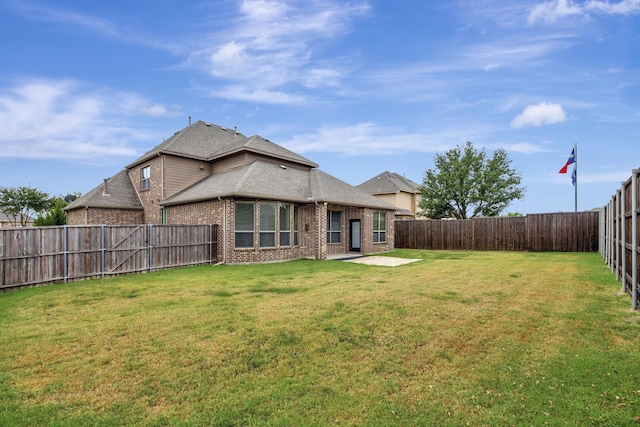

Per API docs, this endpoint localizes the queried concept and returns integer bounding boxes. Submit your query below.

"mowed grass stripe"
[0,250,638,426]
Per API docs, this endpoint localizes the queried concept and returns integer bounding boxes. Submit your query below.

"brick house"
[358,171,423,220]
[65,121,396,263]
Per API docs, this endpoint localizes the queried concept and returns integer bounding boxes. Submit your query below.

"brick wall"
[66,207,144,225]
[130,157,163,224]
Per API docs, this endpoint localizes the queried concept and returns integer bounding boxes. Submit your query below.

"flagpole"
[574,143,578,212]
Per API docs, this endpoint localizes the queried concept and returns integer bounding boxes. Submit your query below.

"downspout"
[219,197,226,264]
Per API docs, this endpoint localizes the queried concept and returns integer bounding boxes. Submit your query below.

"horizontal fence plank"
[0,224,218,291]
[395,212,599,253]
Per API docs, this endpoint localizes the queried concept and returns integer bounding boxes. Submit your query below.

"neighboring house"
[0,211,34,228]
[358,171,422,220]
[65,120,396,264]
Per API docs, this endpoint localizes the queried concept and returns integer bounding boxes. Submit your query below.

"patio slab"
[341,256,422,267]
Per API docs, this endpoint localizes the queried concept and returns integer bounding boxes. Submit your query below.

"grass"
[1,250,639,426]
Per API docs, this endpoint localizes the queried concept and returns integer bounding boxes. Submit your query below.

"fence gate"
[105,225,149,275]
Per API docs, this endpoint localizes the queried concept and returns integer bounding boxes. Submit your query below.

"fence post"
[607,197,615,273]
[101,225,105,279]
[632,170,638,310]
[63,225,68,284]
[616,189,621,280]
[148,224,153,273]
[621,182,626,293]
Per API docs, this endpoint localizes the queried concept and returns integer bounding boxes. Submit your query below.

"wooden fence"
[0,224,218,291]
[601,168,640,310]
[395,212,600,252]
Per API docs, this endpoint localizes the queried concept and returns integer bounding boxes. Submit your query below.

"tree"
[33,195,69,226]
[419,141,525,219]
[0,186,52,227]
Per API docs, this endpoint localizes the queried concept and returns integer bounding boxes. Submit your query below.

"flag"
[559,148,575,174]
[571,168,576,186]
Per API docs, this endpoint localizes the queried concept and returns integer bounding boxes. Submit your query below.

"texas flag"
[559,148,575,174]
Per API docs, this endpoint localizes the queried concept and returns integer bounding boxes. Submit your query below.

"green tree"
[0,186,52,227]
[419,141,525,219]
[33,196,68,226]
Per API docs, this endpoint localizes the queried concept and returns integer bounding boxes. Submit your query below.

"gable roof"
[358,171,421,195]
[64,170,143,211]
[161,160,396,210]
[127,120,318,169]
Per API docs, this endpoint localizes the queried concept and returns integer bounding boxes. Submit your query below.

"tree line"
[0,186,79,227]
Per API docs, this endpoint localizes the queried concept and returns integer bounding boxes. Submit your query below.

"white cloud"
[0,78,180,160]
[510,102,567,128]
[529,0,640,24]
[279,123,466,156]
[213,85,306,104]
[191,0,370,102]
[504,142,552,154]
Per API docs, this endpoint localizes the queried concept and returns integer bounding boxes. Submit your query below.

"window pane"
[235,202,254,231]
[280,204,291,231]
[260,232,275,247]
[294,206,299,246]
[260,203,276,231]
[141,166,150,191]
[326,210,342,243]
[379,212,387,231]
[331,211,341,230]
[280,231,290,247]
[235,232,253,248]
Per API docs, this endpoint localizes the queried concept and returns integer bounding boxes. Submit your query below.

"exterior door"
[349,219,361,252]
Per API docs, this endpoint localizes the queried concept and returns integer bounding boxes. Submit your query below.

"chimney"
[189,116,192,126]
[102,178,109,196]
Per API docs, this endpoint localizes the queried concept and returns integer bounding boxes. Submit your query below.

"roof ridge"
[233,161,259,193]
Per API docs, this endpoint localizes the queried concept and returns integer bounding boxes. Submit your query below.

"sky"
[1,0,639,215]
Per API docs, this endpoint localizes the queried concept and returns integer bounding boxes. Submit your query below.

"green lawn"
[1,250,639,426]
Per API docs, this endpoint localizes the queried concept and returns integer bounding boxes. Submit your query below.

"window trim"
[235,201,255,248]
[293,206,299,246]
[279,203,291,247]
[326,210,342,244]
[141,166,151,191]
[373,210,387,243]
[259,202,276,248]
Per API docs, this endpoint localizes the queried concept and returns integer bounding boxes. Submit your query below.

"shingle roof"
[162,160,396,210]
[127,121,318,168]
[357,171,421,195]
[64,170,143,211]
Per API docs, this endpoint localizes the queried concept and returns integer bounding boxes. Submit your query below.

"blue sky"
[1,0,639,214]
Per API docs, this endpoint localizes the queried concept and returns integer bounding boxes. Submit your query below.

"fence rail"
[0,224,218,291]
[395,212,599,252]
[601,168,639,310]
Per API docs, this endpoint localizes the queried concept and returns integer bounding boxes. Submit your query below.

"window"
[259,202,276,247]
[160,208,169,224]
[141,166,151,191]
[293,206,299,246]
[280,204,291,247]
[235,202,254,248]
[326,210,342,243]
[373,211,387,243]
